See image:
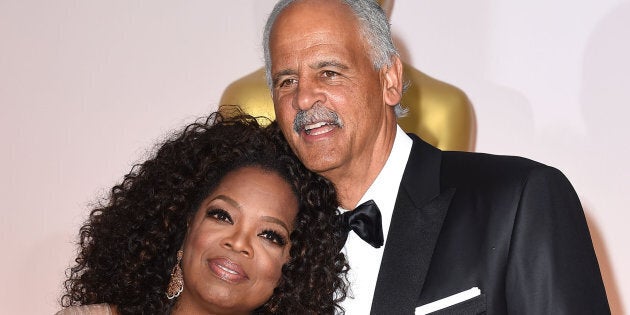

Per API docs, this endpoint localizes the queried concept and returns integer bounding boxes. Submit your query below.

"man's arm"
[506,166,609,314]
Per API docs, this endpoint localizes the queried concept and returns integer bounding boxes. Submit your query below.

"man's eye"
[322,70,339,78]
[279,78,297,88]
[206,209,233,224]
[259,230,287,246]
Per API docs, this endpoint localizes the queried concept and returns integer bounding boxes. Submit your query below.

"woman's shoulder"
[55,304,113,315]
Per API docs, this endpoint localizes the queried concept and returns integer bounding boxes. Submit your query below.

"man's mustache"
[293,105,343,133]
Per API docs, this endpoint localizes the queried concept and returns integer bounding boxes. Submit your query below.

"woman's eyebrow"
[212,195,290,232]
[261,216,290,233]
[212,195,241,210]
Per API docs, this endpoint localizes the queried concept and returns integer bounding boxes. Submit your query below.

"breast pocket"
[424,294,486,315]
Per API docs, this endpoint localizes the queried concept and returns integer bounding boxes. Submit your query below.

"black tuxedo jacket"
[369,134,609,314]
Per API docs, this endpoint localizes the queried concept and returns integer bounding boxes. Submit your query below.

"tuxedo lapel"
[371,135,454,314]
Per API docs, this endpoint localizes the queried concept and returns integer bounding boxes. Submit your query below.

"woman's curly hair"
[61,109,349,314]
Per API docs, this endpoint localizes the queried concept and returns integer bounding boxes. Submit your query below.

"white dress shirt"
[339,125,412,314]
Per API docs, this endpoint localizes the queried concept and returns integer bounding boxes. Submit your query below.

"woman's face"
[177,166,298,314]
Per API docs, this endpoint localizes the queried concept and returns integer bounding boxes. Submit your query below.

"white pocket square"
[415,287,481,315]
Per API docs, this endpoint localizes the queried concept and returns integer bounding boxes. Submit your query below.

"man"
[264,0,610,313]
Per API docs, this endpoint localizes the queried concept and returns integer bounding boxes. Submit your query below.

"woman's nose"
[221,230,253,257]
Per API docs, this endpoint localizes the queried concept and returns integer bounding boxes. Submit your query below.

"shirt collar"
[355,125,412,243]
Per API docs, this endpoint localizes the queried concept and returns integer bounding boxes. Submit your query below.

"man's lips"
[292,104,342,134]
[303,121,337,136]
[208,257,249,283]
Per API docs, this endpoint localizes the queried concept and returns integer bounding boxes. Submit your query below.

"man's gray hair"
[262,0,407,117]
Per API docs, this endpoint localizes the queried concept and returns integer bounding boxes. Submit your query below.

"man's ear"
[382,56,403,107]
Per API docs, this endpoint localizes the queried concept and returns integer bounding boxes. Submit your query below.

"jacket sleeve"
[505,166,610,314]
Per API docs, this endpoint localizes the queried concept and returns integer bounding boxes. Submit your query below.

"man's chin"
[298,152,341,175]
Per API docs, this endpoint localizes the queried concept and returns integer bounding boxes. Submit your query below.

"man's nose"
[295,77,326,111]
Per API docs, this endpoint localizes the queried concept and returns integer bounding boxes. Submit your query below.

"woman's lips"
[208,257,249,283]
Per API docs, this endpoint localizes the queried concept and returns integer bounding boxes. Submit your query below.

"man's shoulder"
[438,150,565,189]
[442,150,546,170]
[406,133,566,187]
[408,133,546,172]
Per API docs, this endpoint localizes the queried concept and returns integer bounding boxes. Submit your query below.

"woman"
[58,111,348,314]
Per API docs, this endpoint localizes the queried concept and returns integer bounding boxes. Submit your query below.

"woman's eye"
[259,230,287,246]
[206,209,233,224]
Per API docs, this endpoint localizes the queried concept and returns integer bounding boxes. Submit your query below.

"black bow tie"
[339,200,384,248]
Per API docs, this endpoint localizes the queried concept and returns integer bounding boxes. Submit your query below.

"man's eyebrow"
[313,60,349,70]
[272,61,349,85]
[274,69,297,77]
[272,69,297,85]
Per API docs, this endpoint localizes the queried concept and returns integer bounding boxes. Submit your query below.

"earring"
[166,250,184,299]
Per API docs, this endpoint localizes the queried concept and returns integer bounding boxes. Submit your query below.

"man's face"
[269,0,397,177]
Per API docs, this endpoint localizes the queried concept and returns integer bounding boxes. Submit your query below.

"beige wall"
[1,1,627,313]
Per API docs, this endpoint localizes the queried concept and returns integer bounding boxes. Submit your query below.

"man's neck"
[324,126,397,209]
[332,166,382,210]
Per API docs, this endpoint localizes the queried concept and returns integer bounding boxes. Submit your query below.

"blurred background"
[1,1,628,313]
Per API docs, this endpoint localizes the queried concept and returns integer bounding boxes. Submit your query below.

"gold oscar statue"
[220,0,475,151]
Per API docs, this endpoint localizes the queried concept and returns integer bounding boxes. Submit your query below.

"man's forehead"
[272,0,357,32]
[269,30,359,69]
[270,2,360,47]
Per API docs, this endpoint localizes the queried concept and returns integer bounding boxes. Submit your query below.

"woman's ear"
[382,56,403,107]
